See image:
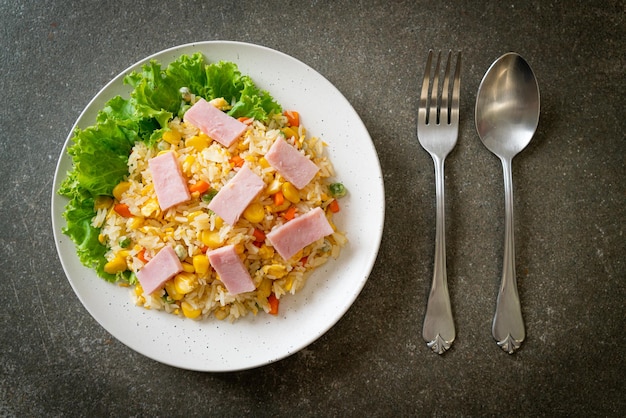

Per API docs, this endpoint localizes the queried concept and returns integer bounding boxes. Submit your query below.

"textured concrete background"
[1,0,624,416]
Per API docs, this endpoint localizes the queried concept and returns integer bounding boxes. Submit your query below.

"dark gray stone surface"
[1,0,624,416]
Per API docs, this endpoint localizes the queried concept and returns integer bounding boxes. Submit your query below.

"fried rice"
[92,108,347,322]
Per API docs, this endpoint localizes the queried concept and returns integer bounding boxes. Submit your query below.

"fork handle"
[422,156,455,354]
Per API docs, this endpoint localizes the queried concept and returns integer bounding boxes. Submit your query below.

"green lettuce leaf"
[60,187,116,281]
[59,119,135,282]
[97,96,161,144]
[204,61,283,121]
[165,52,209,99]
[229,81,283,121]
[65,120,134,196]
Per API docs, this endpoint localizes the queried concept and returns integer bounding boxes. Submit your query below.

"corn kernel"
[164,280,183,301]
[234,244,245,255]
[134,284,144,296]
[200,230,222,249]
[192,254,209,274]
[281,182,300,204]
[162,130,182,145]
[281,127,299,140]
[186,135,209,152]
[103,255,127,274]
[181,301,202,319]
[94,196,113,210]
[98,234,106,244]
[208,97,230,110]
[271,201,291,213]
[181,262,195,273]
[112,181,131,201]
[182,155,196,174]
[213,216,224,230]
[243,202,265,224]
[174,272,197,295]
[237,141,249,152]
[214,307,229,320]
[127,216,143,230]
[187,211,203,222]
[259,157,270,169]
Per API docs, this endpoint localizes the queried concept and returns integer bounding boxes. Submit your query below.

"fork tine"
[450,52,462,124]
[440,51,452,125]
[429,51,442,125]
[419,50,433,125]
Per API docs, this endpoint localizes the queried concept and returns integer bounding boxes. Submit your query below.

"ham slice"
[266,207,334,260]
[183,98,248,148]
[207,245,255,295]
[208,165,265,225]
[136,246,183,295]
[148,151,191,211]
[265,138,319,189]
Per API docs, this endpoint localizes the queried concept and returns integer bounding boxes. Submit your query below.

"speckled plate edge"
[51,41,385,372]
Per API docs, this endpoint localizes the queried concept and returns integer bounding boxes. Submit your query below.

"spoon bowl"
[475,52,540,353]
[476,53,540,159]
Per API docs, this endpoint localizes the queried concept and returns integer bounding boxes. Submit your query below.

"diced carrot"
[200,245,209,254]
[252,228,266,243]
[268,293,279,315]
[328,199,340,213]
[300,256,308,266]
[230,155,244,168]
[238,116,253,124]
[284,110,300,127]
[114,203,132,217]
[188,180,210,194]
[282,206,297,221]
[137,248,148,263]
[273,191,285,206]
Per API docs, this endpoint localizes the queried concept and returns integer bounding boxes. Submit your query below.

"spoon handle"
[493,157,525,353]
[422,156,455,354]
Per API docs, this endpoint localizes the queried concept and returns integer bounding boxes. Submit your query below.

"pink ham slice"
[183,98,248,148]
[207,245,255,295]
[266,207,334,260]
[264,138,319,189]
[136,246,183,295]
[208,165,265,225]
[148,151,191,211]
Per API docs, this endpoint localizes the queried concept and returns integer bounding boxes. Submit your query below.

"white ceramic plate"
[52,41,384,372]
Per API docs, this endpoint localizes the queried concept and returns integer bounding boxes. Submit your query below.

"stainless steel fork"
[417,50,461,354]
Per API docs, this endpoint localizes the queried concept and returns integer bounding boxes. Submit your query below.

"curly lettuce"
[59,53,282,282]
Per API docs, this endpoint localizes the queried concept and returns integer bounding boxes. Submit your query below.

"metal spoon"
[475,52,540,353]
